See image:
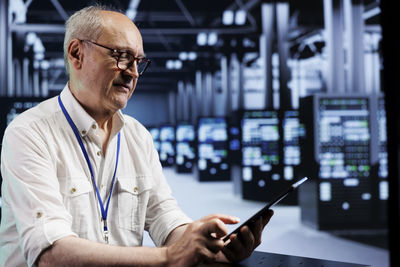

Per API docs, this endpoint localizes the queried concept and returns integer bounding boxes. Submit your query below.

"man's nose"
[122,63,139,79]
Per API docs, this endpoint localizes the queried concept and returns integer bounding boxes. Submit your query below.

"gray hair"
[63,5,109,74]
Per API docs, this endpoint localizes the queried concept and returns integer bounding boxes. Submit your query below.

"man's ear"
[67,39,83,70]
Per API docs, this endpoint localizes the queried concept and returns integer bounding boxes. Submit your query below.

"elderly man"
[0,5,273,267]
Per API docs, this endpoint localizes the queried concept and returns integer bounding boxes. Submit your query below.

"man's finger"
[202,218,229,238]
[205,237,225,254]
[202,213,240,225]
[261,209,274,229]
[239,226,255,248]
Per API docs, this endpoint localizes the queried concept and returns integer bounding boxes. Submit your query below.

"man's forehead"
[98,11,144,55]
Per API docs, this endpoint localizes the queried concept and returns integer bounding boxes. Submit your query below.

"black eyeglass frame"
[79,39,151,76]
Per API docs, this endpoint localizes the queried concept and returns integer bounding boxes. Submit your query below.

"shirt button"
[36,212,42,218]
[133,187,139,193]
[92,125,97,129]
[97,151,101,156]
[71,187,77,193]
[82,130,87,135]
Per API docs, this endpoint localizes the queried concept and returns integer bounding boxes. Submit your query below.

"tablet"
[223,177,308,242]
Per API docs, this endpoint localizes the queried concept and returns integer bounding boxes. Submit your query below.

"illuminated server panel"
[299,95,377,230]
[241,111,283,202]
[377,96,388,180]
[175,123,196,173]
[148,127,160,153]
[370,95,388,225]
[282,110,302,180]
[197,117,230,181]
[0,98,45,220]
[279,110,304,205]
[159,125,175,167]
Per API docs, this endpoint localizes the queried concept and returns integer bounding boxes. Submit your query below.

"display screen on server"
[283,110,301,166]
[175,123,195,172]
[317,98,371,180]
[282,110,303,181]
[197,117,229,181]
[240,110,290,202]
[377,96,388,179]
[377,96,388,202]
[241,111,280,177]
[159,125,175,166]
[299,95,378,230]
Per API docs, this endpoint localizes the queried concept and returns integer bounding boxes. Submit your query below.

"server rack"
[240,110,286,202]
[159,125,175,167]
[298,94,384,230]
[196,117,230,181]
[175,122,196,173]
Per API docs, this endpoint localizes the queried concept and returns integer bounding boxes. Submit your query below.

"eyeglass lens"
[117,53,147,74]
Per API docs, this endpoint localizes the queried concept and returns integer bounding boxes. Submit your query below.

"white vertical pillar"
[276,1,292,109]
[344,0,365,93]
[41,68,49,97]
[237,57,245,110]
[190,82,197,124]
[168,91,176,125]
[177,80,185,122]
[33,67,40,97]
[372,34,381,94]
[185,82,193,122]
[324,0,345,93]
[230,53,239,111]
[23,58,31,96]
[196,70,203,116]
[0,0,7,96]
[206,72,214,116]
[221,55,232,115]
[14,59,22,97]
[261,3,275,109]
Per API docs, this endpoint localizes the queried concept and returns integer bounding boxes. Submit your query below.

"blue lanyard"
[58,95,120,240]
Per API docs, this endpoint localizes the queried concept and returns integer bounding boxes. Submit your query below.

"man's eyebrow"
[117,46,146,58]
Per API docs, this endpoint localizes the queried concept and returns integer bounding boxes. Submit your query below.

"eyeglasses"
[80,39,151,76]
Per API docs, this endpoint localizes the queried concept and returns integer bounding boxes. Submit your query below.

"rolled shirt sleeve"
[143,130,192,247]
[1,125,77,267]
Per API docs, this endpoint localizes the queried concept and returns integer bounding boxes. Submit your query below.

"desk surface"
[199,251,373,267]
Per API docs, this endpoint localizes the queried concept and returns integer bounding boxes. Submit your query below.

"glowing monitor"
[176,124,195,142]
[159,125,175,166]
[317,98,370,180]
[241,111,279,170]
[197,117,229,181]
[175,123,195,173]
[298,94,378,231]
[240,110,287,202]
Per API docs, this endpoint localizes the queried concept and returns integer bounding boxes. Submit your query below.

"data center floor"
[143,168,389,267]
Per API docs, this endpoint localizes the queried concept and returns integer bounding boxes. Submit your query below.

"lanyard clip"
[102,219,109,244]
[104,230,109,244]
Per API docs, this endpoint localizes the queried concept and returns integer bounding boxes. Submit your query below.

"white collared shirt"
[0,85,192,267]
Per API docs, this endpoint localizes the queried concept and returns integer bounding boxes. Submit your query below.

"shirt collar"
[59,84,125,138]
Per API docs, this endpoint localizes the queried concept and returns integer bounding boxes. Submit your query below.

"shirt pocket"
[117,176,152,232]
[59,178,93,235]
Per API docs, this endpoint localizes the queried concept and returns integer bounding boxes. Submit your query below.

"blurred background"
[0,0,398,266]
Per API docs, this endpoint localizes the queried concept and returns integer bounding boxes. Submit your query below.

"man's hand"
[221,209,274,263]
[166,214,240,267]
